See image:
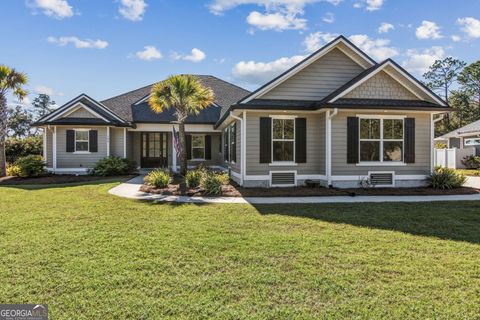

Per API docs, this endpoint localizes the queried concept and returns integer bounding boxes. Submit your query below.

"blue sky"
[2,0,480,107]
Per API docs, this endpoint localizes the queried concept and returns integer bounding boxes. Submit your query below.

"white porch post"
[43,127,47,163]
[106,127,110,157]
[242,111,246,186]
[53,126,57,172]
[326,108,338,187]
[123,128,127,158]
[172,125,177,172]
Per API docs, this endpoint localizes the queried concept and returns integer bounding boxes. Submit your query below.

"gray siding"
[245,112,326,175]
[344,71,417,100]
[260,48,364,101]
[56,126,108,168]
[187,132,223,168]
[64,106,97,118]
[110,127,125,157]
[331,111,431,176]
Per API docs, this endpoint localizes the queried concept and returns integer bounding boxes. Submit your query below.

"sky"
[1,0,480,108]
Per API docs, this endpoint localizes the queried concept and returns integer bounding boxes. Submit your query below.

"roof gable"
[61,103,100,119]
[239,35,376,104]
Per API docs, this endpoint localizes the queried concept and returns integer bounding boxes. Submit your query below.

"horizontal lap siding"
[56,127,108,168]
[246,112,325,175]
[110,128,125,157]
[261,48,364,101]
[332,111,431,176]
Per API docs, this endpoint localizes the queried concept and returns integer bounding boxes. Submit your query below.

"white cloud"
[246,11,306,30]
[378,22,394,34]
[322,12,334,23]
[457,17,480,38]
[415,20,442,40]
[402,46,445,74]
[451,35,461,42]
[27,0,73,19]
[348,34,398,61]
[34,85,54,96]
[135,46,162,61]
[119,0,147,21]
[232,55,305,85]
[172,48,206,63]
[47,36,109,49]
[208,0,340,15]
[303,32,338,52]
[353,0,384,11]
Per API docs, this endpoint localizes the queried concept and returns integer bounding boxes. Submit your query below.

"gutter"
[229,111,245,186]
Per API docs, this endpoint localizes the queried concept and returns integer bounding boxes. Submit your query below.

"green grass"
[1,181,480,319]
[456,168,480,176]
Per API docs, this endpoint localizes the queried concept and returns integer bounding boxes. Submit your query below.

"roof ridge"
[101,83,154,103]
[204,75,250,93]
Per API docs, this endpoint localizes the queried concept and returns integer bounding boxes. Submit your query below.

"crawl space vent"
[271,172,295,186]
[369,172,394,186]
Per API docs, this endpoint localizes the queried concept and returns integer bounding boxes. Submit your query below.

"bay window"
[359,117,404,163]
[272,118,295,162]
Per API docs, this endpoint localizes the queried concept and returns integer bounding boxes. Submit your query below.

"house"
[34,35,450,188]
[435,119,480,155]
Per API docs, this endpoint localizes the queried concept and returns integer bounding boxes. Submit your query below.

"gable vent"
[369,172,394,186]
[271,172,296,186]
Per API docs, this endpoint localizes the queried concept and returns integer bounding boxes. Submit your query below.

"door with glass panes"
[141,132,168,168]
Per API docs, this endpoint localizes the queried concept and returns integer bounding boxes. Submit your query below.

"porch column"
[53,126,57,171]
[172,126,177,172]
[43,127,47,164]
[106,127,110,157]
[123,128,127,158]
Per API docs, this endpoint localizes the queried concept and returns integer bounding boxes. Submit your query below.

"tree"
[32,93,56,119]
[423,57,466,101]
[148,75,214,175]
[7,105,33,138]
[0,65,28,176]
[458,61,480,106]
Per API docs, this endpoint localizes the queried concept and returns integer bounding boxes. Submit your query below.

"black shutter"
[186,134,192,160]
[232,123,237,163]
[89,130,98,152]
[259,117,272,163]
[66,130,75,152]
[347,117,359,164]
[404,118,415,163]
[223,130,229,161]
[205,135,212,160]
[295,118,307,163]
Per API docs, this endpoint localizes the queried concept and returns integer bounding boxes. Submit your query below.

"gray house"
[34,36,450,188]
[435,119,480,155]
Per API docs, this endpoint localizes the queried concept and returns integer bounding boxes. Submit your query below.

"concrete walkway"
[108,175,480,204]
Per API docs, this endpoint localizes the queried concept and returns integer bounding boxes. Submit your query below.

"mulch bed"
[0,174,135,185]
[140,182,480,197]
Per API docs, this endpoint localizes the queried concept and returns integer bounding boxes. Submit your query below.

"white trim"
[326,108,338,186]
[329,60,446,106]
[368,170,395,187]
[53,126,57,171]
[271,116,295,164]
[268,114,297,119]
[242,111,246,186]
[297,174,327,180]
[46,167,89,173]
[123,128,127,158]
[331,174,426,181]
[43,128,47,163]
[432,113,446,173]
[240,37,375,104]
[244,174,270,181]
[269,170,297,187]
[356,162,406,166]
[74,129,90,153]
[73,151,91,154]
[172,125,177,173]
[55,103,107,121]
[356,114,406,119]
[269,162,297,166]
[230,169,242,180]
[130,123,219,132]
[106,126,110,157]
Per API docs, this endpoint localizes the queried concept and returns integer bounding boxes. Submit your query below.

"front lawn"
[1,181,480,319]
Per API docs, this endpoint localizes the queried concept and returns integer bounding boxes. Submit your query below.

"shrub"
[185,169,204,188]
[13,155,46,178]
[201,172,224,196]
[5,136,43,163]
[89,156,137,176]
[461,155,480,169]
[6,164,22,177]
[427,167,466,189]
[144,169,171,188]
[215,172,230,185]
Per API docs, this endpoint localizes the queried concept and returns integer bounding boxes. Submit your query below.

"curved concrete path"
[108,175,480,204]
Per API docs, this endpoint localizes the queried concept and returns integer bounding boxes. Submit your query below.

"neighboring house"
[34,36,450,188]
[435,119,480,155]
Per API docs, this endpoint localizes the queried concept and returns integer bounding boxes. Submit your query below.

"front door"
[141,132,168,168]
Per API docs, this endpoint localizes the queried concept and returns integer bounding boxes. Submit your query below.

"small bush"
[462,155,480,169]
[89,156,137,176]
[13,155,46,178]
[6,164,22,177]
[144,169,171,188]
[6,136,43,163]
[215,172,230,185]
[427,167,466,189]
[185,169,204,188]
[201,172,224,196]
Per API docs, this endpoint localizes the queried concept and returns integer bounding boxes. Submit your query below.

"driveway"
[465,176,480,189]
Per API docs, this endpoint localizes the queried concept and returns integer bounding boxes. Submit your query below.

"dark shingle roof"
[133,102,222,124]
[327,98,448,109]
[100,75,250,123]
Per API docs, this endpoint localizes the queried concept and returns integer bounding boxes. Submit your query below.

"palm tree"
[148,75,214,175]
[0,65,28,176]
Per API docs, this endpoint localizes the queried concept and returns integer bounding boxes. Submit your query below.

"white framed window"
[464,138,480,146]
[272,117,295,163]
[75,129,89,152]
[359,117,404,163]
[191,135,205,160]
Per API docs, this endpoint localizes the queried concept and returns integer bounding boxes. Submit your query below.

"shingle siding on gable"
[344,71,418,100]
[260,48,365,101]
[64,107,97,119]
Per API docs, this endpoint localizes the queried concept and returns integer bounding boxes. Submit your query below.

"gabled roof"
[437,119,480,139]
[238,35,377,104]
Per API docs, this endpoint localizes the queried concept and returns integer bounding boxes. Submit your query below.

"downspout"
[326,108,338,187]
[431,113,446,172]
[230,112,244,186]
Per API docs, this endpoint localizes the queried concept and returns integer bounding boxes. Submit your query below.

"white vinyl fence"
[434,148,476,169]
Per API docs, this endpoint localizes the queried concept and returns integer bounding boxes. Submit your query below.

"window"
[359,118,403,163]
[223,129,229,161]
[191,135,205,160]
[224,123,236,162]
[272,118,295,162]
[75,130,89,152]
[465,138,480,146]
